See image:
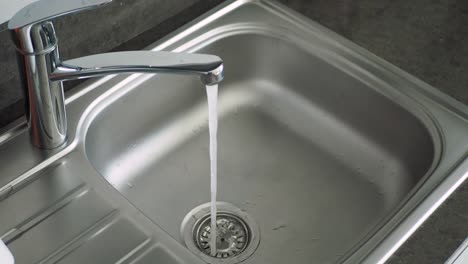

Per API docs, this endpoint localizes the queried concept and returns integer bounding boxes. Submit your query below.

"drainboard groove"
[1,185,88,243]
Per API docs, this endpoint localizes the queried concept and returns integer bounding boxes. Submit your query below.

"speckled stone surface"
[0,0,467,263]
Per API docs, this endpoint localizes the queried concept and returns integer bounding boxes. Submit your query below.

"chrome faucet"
[8,0,224,149]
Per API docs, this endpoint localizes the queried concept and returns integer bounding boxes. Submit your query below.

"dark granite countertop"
[0,0,466,263]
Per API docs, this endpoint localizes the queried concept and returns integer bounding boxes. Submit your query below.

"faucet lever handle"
[8,0,112,30]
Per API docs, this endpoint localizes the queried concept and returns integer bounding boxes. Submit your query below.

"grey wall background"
[0,0,467,263]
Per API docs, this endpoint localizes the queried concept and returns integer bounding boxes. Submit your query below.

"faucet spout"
[8,0,224,149]
[52,51,224,85]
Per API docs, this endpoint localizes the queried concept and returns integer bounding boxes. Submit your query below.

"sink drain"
[181,202,260,264]
[195,213,249,258]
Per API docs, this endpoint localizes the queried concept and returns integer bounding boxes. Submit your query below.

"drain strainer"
[181,202,260,264]
[195,213,249,258]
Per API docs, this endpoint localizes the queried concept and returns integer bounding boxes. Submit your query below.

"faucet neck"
[7,0,111,149]
[11,22,67,149]
[8,0,224,150]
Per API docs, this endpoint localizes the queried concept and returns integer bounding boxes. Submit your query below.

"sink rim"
[72,1,467,263]
[83,22,444,261]
[79,3,445,263]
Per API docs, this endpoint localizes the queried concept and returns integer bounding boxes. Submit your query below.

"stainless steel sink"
[1,1,468,264]
[86,26,437,264]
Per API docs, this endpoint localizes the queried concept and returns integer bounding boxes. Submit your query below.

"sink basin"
[2,1,468,264]
[86,29,436,264]
[80,1,468,263]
